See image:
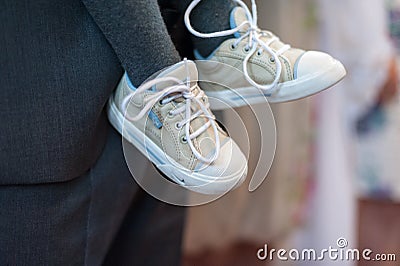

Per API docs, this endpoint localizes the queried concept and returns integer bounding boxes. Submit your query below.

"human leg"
[103,188,186,266]
[85,0,248,195]
[181,0,346,108]
[0,128,135,265]
[82,0,182,87]
[176,0,235,57]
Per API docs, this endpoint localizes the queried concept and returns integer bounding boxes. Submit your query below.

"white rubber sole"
[205,59,347,110]
[107,97,247,195]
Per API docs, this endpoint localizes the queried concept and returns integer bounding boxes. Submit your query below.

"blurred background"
[181,0,400,265]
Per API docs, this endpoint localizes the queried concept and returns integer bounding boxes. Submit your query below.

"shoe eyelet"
[158,100,164,106]
[257,51,263,56]
[269,57,276,63]
[230,43,238,50]
[181,136,188,144]
[243,46,250,53]
[167,111,174,118]
[175,122,182,130]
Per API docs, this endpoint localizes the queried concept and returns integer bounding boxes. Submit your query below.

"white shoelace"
[121,61,220,164]
[184,0,291,92]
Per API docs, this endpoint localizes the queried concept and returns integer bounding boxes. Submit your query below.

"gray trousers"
[0,128,185,265]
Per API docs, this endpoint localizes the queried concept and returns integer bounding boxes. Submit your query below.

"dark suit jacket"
[0,0,123,184]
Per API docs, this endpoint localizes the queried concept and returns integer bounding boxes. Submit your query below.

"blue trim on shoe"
[148,112,163,129]
[230,7,242,39]
[125,72,137,91]
[124,72,163,129]
[193,49,217,60]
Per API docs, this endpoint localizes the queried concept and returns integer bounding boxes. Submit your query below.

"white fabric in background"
[319,0,393,124]
[300,1,393,266]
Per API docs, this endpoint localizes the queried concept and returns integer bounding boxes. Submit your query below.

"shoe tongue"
[154,60,222,157]
[154,60,198,91]
[230,7,250,35]
[231,6,290,53]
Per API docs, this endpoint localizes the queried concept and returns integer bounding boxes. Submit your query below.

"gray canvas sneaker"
[107,60,248,194]
[185,0,346,109]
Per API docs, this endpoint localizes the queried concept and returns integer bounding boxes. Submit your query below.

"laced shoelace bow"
[184,0,291,92]
[121,61,220,164]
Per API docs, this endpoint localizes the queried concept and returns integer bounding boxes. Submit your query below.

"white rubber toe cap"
[294,51,339,79]
[192,138,248,194]
[267,51,346,103]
